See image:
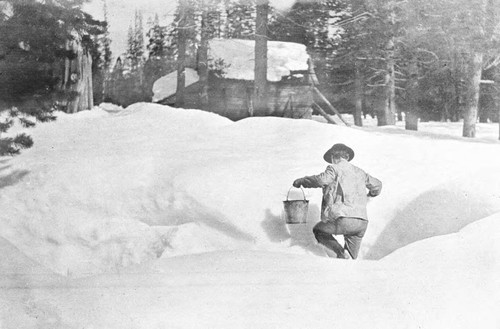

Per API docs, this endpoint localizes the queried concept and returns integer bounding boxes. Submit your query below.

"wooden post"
[222,87,229,116]
[289,93,295,118]
[246,87,254,117]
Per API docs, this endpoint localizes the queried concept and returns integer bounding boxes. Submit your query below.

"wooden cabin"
[152,38,316,121]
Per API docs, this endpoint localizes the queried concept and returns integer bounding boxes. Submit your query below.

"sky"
[83,0,300,59]
[1,100,499,327]
[84,0,179,57]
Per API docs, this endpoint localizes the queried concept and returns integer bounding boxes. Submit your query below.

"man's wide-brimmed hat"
[323,143,355,163]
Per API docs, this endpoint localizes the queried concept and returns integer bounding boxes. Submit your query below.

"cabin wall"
[205,77,313,120]
[161,77,313,121]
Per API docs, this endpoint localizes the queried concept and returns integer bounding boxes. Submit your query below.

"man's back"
[326,159,382,220]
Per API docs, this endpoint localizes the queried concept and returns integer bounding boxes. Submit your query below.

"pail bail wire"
[283,186,309,224]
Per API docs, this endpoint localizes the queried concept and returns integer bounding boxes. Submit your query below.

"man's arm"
[294,166,337,188]
[366,173,382,196]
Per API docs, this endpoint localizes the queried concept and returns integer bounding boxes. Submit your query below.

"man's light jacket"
[298,159,382,221]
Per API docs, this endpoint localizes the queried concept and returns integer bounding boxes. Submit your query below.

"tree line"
[105,0,500,138]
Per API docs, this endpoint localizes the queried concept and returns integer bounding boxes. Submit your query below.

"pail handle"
[286,186,307,201]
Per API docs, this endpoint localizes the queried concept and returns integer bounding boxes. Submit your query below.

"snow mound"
[1,102,500,278]
[0,103,232,277]
[383,211,500,270]
[98,102,125,113]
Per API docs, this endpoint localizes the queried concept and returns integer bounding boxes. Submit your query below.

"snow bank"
[2,214,499,329]
[97,102,124,113]
[0,103,233,276]
[2,102,500,278]
[1,101,500,328]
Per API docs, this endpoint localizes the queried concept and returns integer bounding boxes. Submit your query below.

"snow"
[1,102,499,328]
[152,68,200,102]
[151,39,310,102]
[209,38,310,81]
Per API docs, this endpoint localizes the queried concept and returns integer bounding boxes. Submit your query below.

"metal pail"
[283,187,309,224]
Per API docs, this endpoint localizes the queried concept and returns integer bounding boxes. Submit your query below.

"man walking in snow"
[293,143,382,259]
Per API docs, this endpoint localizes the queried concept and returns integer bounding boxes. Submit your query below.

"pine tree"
[0,0,105,155]
[126,10,145,71]
[101,0,113,101]
[101,0,113,72]
[143,14,176,100]
[225,0,255,39]
[147,14,167,58]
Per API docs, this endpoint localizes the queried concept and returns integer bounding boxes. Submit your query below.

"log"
[312,86,350,126]
[312,102,339,125]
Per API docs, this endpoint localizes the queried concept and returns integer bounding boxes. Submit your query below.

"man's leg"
[312,221,346,258]
[339,218,368,259]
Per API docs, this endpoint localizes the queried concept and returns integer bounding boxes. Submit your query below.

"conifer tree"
[225,0,255,39]
[101,0,113,101]
[101,0,113,72]
[146,14,167,58]
[144,14,175,100]
[0,0,104,155]
[126,10,145,71]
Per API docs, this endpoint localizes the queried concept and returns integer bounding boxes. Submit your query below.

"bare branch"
[366,83,387,88]
[415,48,439,64]
[483,55,500,71]
[331,80,354,86]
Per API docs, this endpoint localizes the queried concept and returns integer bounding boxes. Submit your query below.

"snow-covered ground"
[1,102,499,328]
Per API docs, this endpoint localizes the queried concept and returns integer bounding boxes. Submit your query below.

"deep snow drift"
[1,102,499,328]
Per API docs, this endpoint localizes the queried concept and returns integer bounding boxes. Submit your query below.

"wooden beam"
[312,86,350,126]
[312,102,339,125]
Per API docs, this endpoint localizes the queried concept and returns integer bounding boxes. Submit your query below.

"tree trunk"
[353,60,363,127]
[199,6,209,111]
[405,56,419,131]
[253,0,268,116]
[379,39,396,126]
[462,52,483,138]
[64,39,94,113]
[175,0,187,108]
[478,90,490,123]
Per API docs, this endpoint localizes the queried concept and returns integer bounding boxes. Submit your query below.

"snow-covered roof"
[208,38,310,82]
[152,39,311,103]
[152,68,200,102]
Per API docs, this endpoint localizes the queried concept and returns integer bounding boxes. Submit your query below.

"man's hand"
[293,178,303,188]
